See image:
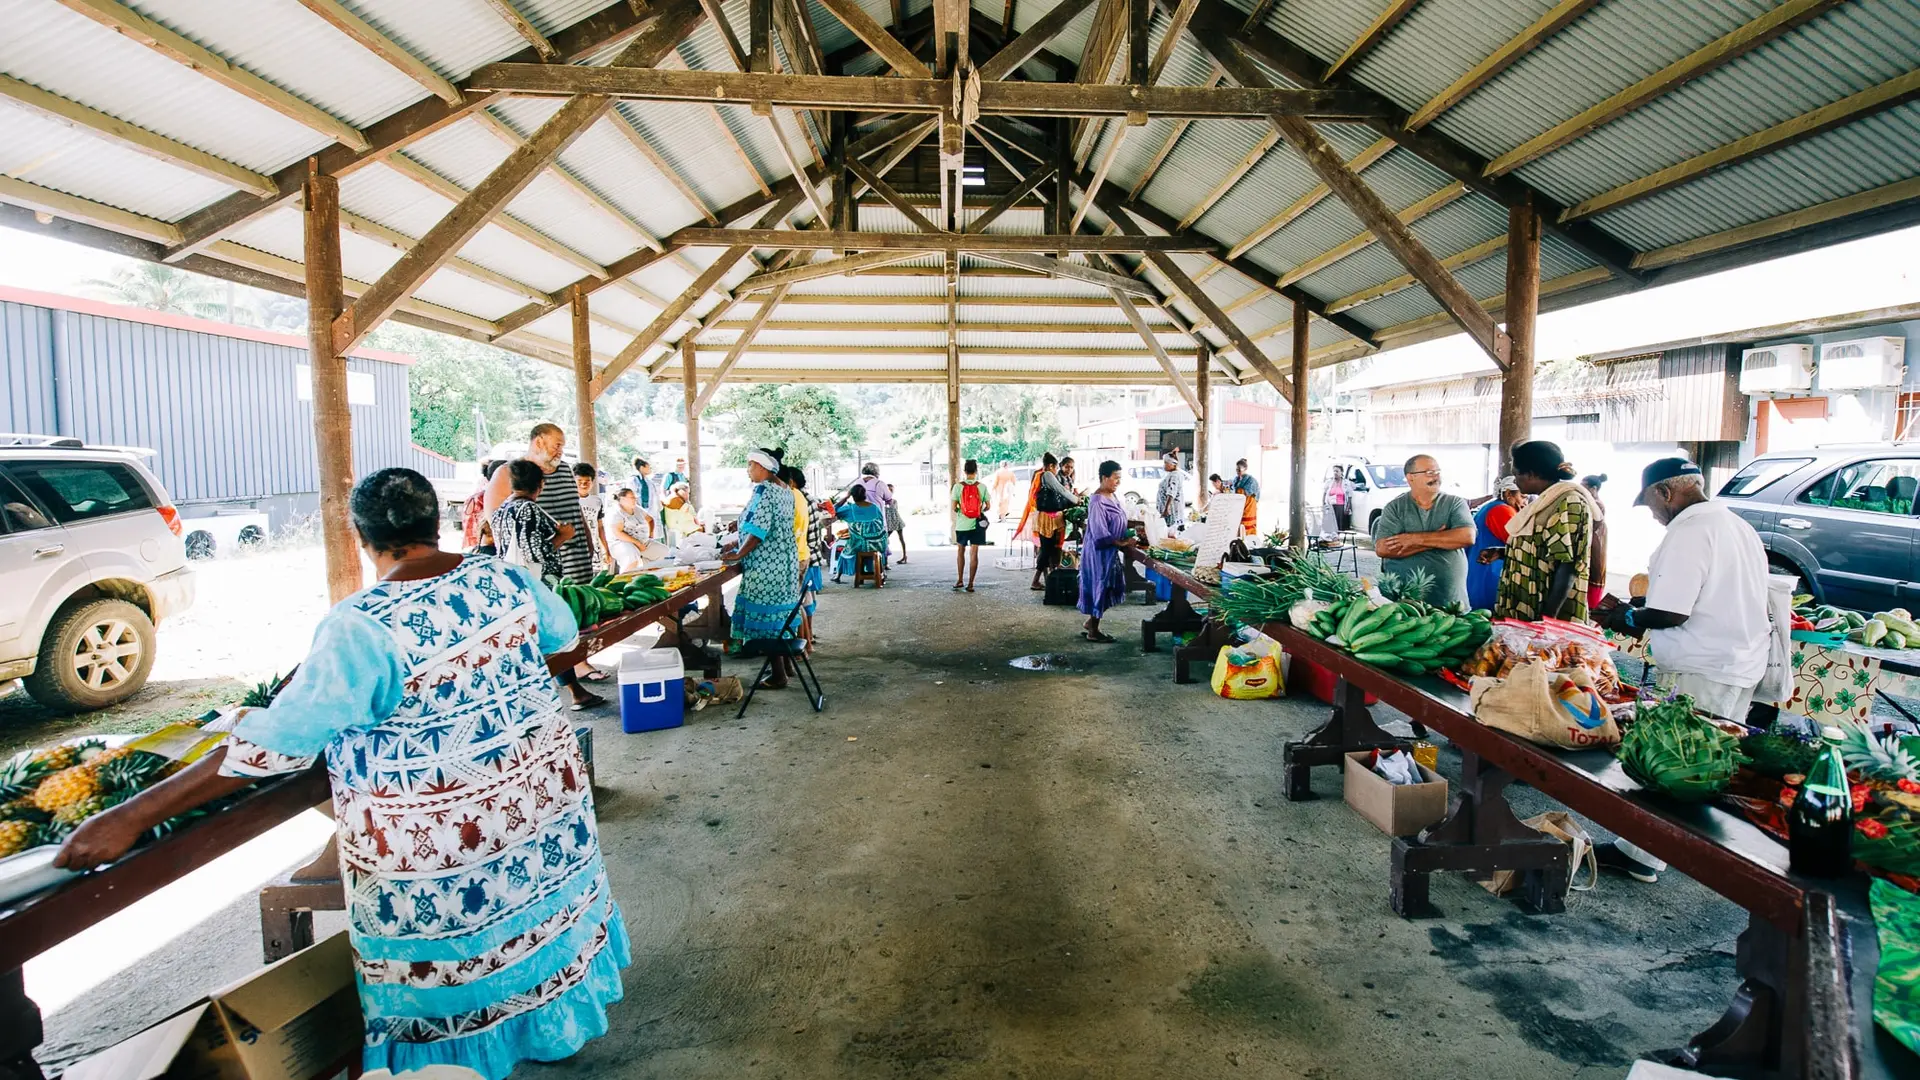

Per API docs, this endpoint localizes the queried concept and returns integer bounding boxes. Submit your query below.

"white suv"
[0,437,196,712]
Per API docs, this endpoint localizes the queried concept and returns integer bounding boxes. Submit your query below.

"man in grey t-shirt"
[1370,454,1475,608]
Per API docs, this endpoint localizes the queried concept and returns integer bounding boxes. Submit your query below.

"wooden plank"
[1110,287,1203,413]
[1073,123,1129,232]
[1499,201,1540,466]
[470,109,683,264]
[1289,298,1307,549]
[211,239,508,337]
[683,340,701,498]
[333,91,617,354]
[1633,176,1920,271]
[1148,0,1202,84]
[1485,0,1846,177]
[972,251,1155,297]
[478,0,558,58]
[966,163,1057,233]
[1563,68,1920,222]
[290,0,463,103]
[668,227,1210,250]
[1145,252,1292,402]
[670,342,1204,357]
[303,163,359,602]
[594,246,753,395]
[1223,136,1392,260]
[572,287,598,467]
[1325,233,1504,313]
[1276,181,1467,286]
[977,0,1099,79]
[817,0,932,77]
[338,209,545,304]
[706,317,1177,332]
[1324,0,1420,81]
[751,0,773,71]
[767,110,832,219]
[469,64,1391,118]
[1176,130,1278,230]
[737,248,938,289]
[692,284,791,415]
[1405,0,1600,130]
[1129,0,1149,85]
[0,74,276,196]
[0,174,181,244]
[607,107,720,223]
[846,155,942,231]
[51,0,369,150]
[383,153,609,277]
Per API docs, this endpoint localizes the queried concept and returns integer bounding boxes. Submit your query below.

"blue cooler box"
[620,648,685,732]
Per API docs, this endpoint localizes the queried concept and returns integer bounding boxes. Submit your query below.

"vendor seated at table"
[1597,456,1770,884]
[604,486,651,573]
[1370,454,1474,609]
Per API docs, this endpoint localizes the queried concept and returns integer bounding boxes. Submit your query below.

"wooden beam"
[1276,181,1467,286]
[1405,0,1600,130]
[1485,0,1845,177]
[1498,201,1539,469]
[1073,124,1130,232]
[334,91,621,354]
[1129,0,1150,85]
[469,64,1391,118]
[290,0,463,104]
[303,161,359,602]
[1564,68,1920,222]
[978,0,1100,79]
[1634,175,1920,271]
[1125,71,1221,199]
[339,209,547,305]
[1222,136,1392,261]
[1324,0,1420,81]
[608,107,719,223]
[1288,297,1307,550]
[0,174,181,245]
[970,251,1156,297]
[209,239,509,337]
[767,111,832,219]
[50,0,369,150]
[945,252,960,418]
[709,318,1180,332]
[1111,287,1203,414]
[967,164,1057,233]
[692,284,791,415]
[1147,0,1202,84]
[383,153,611,279]
[751,0,773,71]
[470,109,686,266]
[846,156,942,231]
[1194,342,1209,505]
[661,365,1217,384]
[738,248,937,289]
[1324,233,1504,313]
[1145,252,1292,401]
[572,287,598,467]
[1305,266,1610,369]
[683,340,701,500]
[1175,130,1278,230]
[478,0,558,59]
[817,0,932,77]
[667,227,1211,250]
[0,75,277,197]
[595,246,753,395]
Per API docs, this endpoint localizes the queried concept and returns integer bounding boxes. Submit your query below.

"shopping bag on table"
[1470,659,1620,750]
[1481,811,1598,897]
[1210,639,1282,700]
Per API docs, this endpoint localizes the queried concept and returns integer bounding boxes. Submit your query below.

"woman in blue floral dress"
[725,450,801,688]
[58,468,626,1080]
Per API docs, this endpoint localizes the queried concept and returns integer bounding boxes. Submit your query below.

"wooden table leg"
[1172,620,1229,685]
[1651,910,1799,1075]
[0,966,44,1080]
[259,836,344,962]
[1388,751,1570,916]
[1141,588,1206,653]
[1281,677,1408,801]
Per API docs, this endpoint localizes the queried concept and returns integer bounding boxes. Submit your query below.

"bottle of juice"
[1788,726,1853,878]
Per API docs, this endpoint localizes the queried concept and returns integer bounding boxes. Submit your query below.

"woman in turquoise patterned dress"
[57,468,625,1080]
[724,449,801,689]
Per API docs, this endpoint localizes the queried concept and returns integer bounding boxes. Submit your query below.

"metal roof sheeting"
[0,98,236,220]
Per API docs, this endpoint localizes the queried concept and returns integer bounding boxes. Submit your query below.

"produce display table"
[1124,550,1227,683]
[1622,633,1920,723]
[0,765,330,1080]
[545,564,740,679]
[1136,553,1904,1078]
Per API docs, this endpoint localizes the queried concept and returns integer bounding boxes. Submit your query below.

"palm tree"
[82,263,224,318]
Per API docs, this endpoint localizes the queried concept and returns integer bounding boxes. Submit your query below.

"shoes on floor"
[1595,841,1659,883]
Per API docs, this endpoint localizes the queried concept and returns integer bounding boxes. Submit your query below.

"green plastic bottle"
[1789,726,1853,878]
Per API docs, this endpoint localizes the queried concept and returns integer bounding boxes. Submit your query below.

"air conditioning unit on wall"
[1739,344,1815,393]
[1819,336,1907,389]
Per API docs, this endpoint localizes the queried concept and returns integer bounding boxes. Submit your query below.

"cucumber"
[1891,630,1911,650]
[1302,622,1329,641]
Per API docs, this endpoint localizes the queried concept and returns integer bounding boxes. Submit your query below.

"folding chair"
[735,590,825,717]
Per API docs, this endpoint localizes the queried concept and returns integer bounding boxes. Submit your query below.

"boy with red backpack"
[952,458,991,592]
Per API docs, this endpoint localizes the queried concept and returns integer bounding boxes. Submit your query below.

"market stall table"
[0,765,330,1080]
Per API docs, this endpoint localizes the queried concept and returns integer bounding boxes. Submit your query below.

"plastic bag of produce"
[1462,619,1626,700]
[1470,659,1620,749]
[1210,639,1283,700]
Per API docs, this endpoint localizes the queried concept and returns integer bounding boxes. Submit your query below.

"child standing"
[492,459,575,581]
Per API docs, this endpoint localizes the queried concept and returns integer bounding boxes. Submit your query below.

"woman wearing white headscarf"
[723,449,802,688]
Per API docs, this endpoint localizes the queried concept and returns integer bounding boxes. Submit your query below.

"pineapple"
[51,793,120,831]
[240,675,282,708]
[0,754,50,803]
[0,797,49,824]
[1833,720,1920,784]
[30,764,102,813]
[28,739,104,773]
[0,819,41,858]
[99,751,172,796]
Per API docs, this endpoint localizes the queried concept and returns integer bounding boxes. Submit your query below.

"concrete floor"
[42,552,1751,1079]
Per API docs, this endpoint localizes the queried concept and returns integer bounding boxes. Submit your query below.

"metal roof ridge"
[1580,299,1920,364]
[0,283,416,365]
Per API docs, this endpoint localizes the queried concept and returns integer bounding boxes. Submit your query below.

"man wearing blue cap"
[1597,456,1769,883]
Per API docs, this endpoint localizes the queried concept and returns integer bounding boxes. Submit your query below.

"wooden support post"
[571,286,597,470]
[1290,298,1308,551]
[750,0,773,72]
[946,251,961,489]
[1498,200,1540,472]
[303,160,360,602]
[683,339,701,505]
[1128,0,1149,86]
[1195,342,1209,510]
[1053,117,1072,235]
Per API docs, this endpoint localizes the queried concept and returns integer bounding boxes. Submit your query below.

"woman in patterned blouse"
[57,468,626,1080]
[1491,440,1600,622]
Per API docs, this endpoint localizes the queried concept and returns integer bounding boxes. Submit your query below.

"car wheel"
[22,599,157,713]
[1123,491,1143,507]
[1769,555,1814,600]
[237,524,266,547]
[184,530,215,560]
[1368,510,1382,532]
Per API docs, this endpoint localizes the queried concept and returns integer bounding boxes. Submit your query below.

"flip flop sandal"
[568,693,607,711]
[1080,630,1117,644]
[953,583,964,590]
[966,585,975,592]
[581,669,610,682]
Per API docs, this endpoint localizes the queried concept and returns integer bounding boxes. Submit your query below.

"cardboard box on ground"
[1343,751,1448,836]
[65,932,362,1080]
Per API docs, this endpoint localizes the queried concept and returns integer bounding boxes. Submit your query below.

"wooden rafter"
[1324,0,1421,81]
[1110,288,1204,413]
[1485,0,1845,177]
[1126,70,1223,200]
[707,318,1176,332]
[1405,0,1600,130]
[1305,267,1610,369]
[691,285,790,414]
[0,174,180,244]
[383,153,615,283]
[1275,181,1467,287]
[966,164,1057,233]
[739,249,932,290]
[290,0,462,103]
[1147,0,1203,84]
[1324,233,1504,313]
[666,227,1211,250]
[50,0,369,150]
[478,0,558,59]
[1634,175,1920,271]
[816,0,931,77]
[977,0,1100,80]
[1217,136,1392,264]
[338,210,543,306]
[1175,130,1278,230]
[969,251,1155,297]
[607,107,719,223]
[1072,125,1130,232]
[766,110,832,220]
[846,156,941,231]
[595,246,753,394]
[0,74,276,196]
[1563,68,1920,222]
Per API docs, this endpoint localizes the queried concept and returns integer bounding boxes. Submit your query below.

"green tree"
[709,384,863,470]
[83,263,224,317]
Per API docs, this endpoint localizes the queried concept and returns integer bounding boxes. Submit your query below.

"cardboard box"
[65,932,363,1080]
[1343,751,1448,836]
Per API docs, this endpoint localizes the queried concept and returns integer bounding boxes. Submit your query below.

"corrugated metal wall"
[0,298,432,509]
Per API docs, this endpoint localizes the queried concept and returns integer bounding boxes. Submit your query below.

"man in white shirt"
[1598,456,1770,882]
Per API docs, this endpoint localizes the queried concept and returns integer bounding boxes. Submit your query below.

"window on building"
[1897,392,1920,441]
[1799,458,1920,516]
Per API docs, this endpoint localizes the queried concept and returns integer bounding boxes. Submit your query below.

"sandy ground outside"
[25,544,1750,1079]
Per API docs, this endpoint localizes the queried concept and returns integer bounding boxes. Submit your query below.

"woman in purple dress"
[1078,460,1136,643]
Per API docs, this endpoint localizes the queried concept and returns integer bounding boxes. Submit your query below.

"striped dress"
[533,461,593,584]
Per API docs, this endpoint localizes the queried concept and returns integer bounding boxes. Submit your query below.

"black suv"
[1719,446,1920,611]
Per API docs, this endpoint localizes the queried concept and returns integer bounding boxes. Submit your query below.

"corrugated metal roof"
[0,97,235,221]
[1295,195,1509,299]
[1348,0,1562,119]
[324,0,523,82]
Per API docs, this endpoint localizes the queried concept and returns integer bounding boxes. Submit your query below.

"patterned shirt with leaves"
[1493,492,1592,622]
